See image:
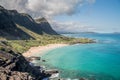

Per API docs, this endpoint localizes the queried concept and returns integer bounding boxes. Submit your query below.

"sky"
[53,0,120,33]
[0,0,120,33]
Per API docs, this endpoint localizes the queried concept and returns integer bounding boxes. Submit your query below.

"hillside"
[0,5,58,40]
[0,5,95,80]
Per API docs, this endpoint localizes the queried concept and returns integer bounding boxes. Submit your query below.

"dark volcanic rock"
[0,67,34,80]
[0,49,49,80]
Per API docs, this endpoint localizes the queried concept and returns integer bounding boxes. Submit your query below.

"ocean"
[39,33,120,80]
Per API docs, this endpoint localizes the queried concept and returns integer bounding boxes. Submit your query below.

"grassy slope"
[0,24,95,53]
[0,37,94,53]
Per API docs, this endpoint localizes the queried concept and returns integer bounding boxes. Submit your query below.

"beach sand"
[23,44,68,57]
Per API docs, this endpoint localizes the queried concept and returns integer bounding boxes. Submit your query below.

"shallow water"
[39,33,120,80]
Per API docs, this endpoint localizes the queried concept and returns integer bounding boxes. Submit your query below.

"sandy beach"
[23,44,69,57]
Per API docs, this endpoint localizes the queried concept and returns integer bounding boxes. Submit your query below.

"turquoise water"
[40,33,120,80]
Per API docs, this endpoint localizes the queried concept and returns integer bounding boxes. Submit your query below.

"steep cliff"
[0,41,50,80]
[0,5,58,40]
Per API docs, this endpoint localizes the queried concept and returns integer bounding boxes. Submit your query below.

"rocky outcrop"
[0,67,34,80]
[0,5,58,40]
[0,45,50,80]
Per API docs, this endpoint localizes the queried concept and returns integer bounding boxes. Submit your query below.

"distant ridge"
[35,18,58,35]
[0,5,58,40]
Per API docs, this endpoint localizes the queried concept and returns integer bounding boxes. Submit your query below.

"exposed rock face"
[0,46,50,80]
[0,67,34,80]
[0,5,58,40]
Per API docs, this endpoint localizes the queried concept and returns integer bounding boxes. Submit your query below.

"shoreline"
[23,44,69,57]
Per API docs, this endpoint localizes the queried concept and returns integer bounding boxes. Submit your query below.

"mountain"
[0,5,58,40]
[35,18,58,35]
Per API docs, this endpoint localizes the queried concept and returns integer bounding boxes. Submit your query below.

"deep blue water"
[40,33,120,80]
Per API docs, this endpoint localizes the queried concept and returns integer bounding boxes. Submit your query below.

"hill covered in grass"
[0,5,58,40]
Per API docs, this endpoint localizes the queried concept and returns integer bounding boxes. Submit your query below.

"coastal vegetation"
[0,35,95,53]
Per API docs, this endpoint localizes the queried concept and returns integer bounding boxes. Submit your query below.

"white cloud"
[26,0,83,17]
[0,0,95,18]
[86,0,96,4]
[49,20,96,32]
[0,0,28,12]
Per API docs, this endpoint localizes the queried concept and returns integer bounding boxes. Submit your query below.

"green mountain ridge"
[0,5,58,40]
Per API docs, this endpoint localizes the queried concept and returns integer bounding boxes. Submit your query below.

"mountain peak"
[35,17,48,23]
[0,5,4,9]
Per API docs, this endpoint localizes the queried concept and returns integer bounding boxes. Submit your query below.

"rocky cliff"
[0,5,58,40]
[0,41,50,80]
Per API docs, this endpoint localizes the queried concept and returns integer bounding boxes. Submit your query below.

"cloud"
[49,20,96,32]
[0,0,28,12]
[26,0,83,17]
[0,0,95,18]
[86,0,96,4]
